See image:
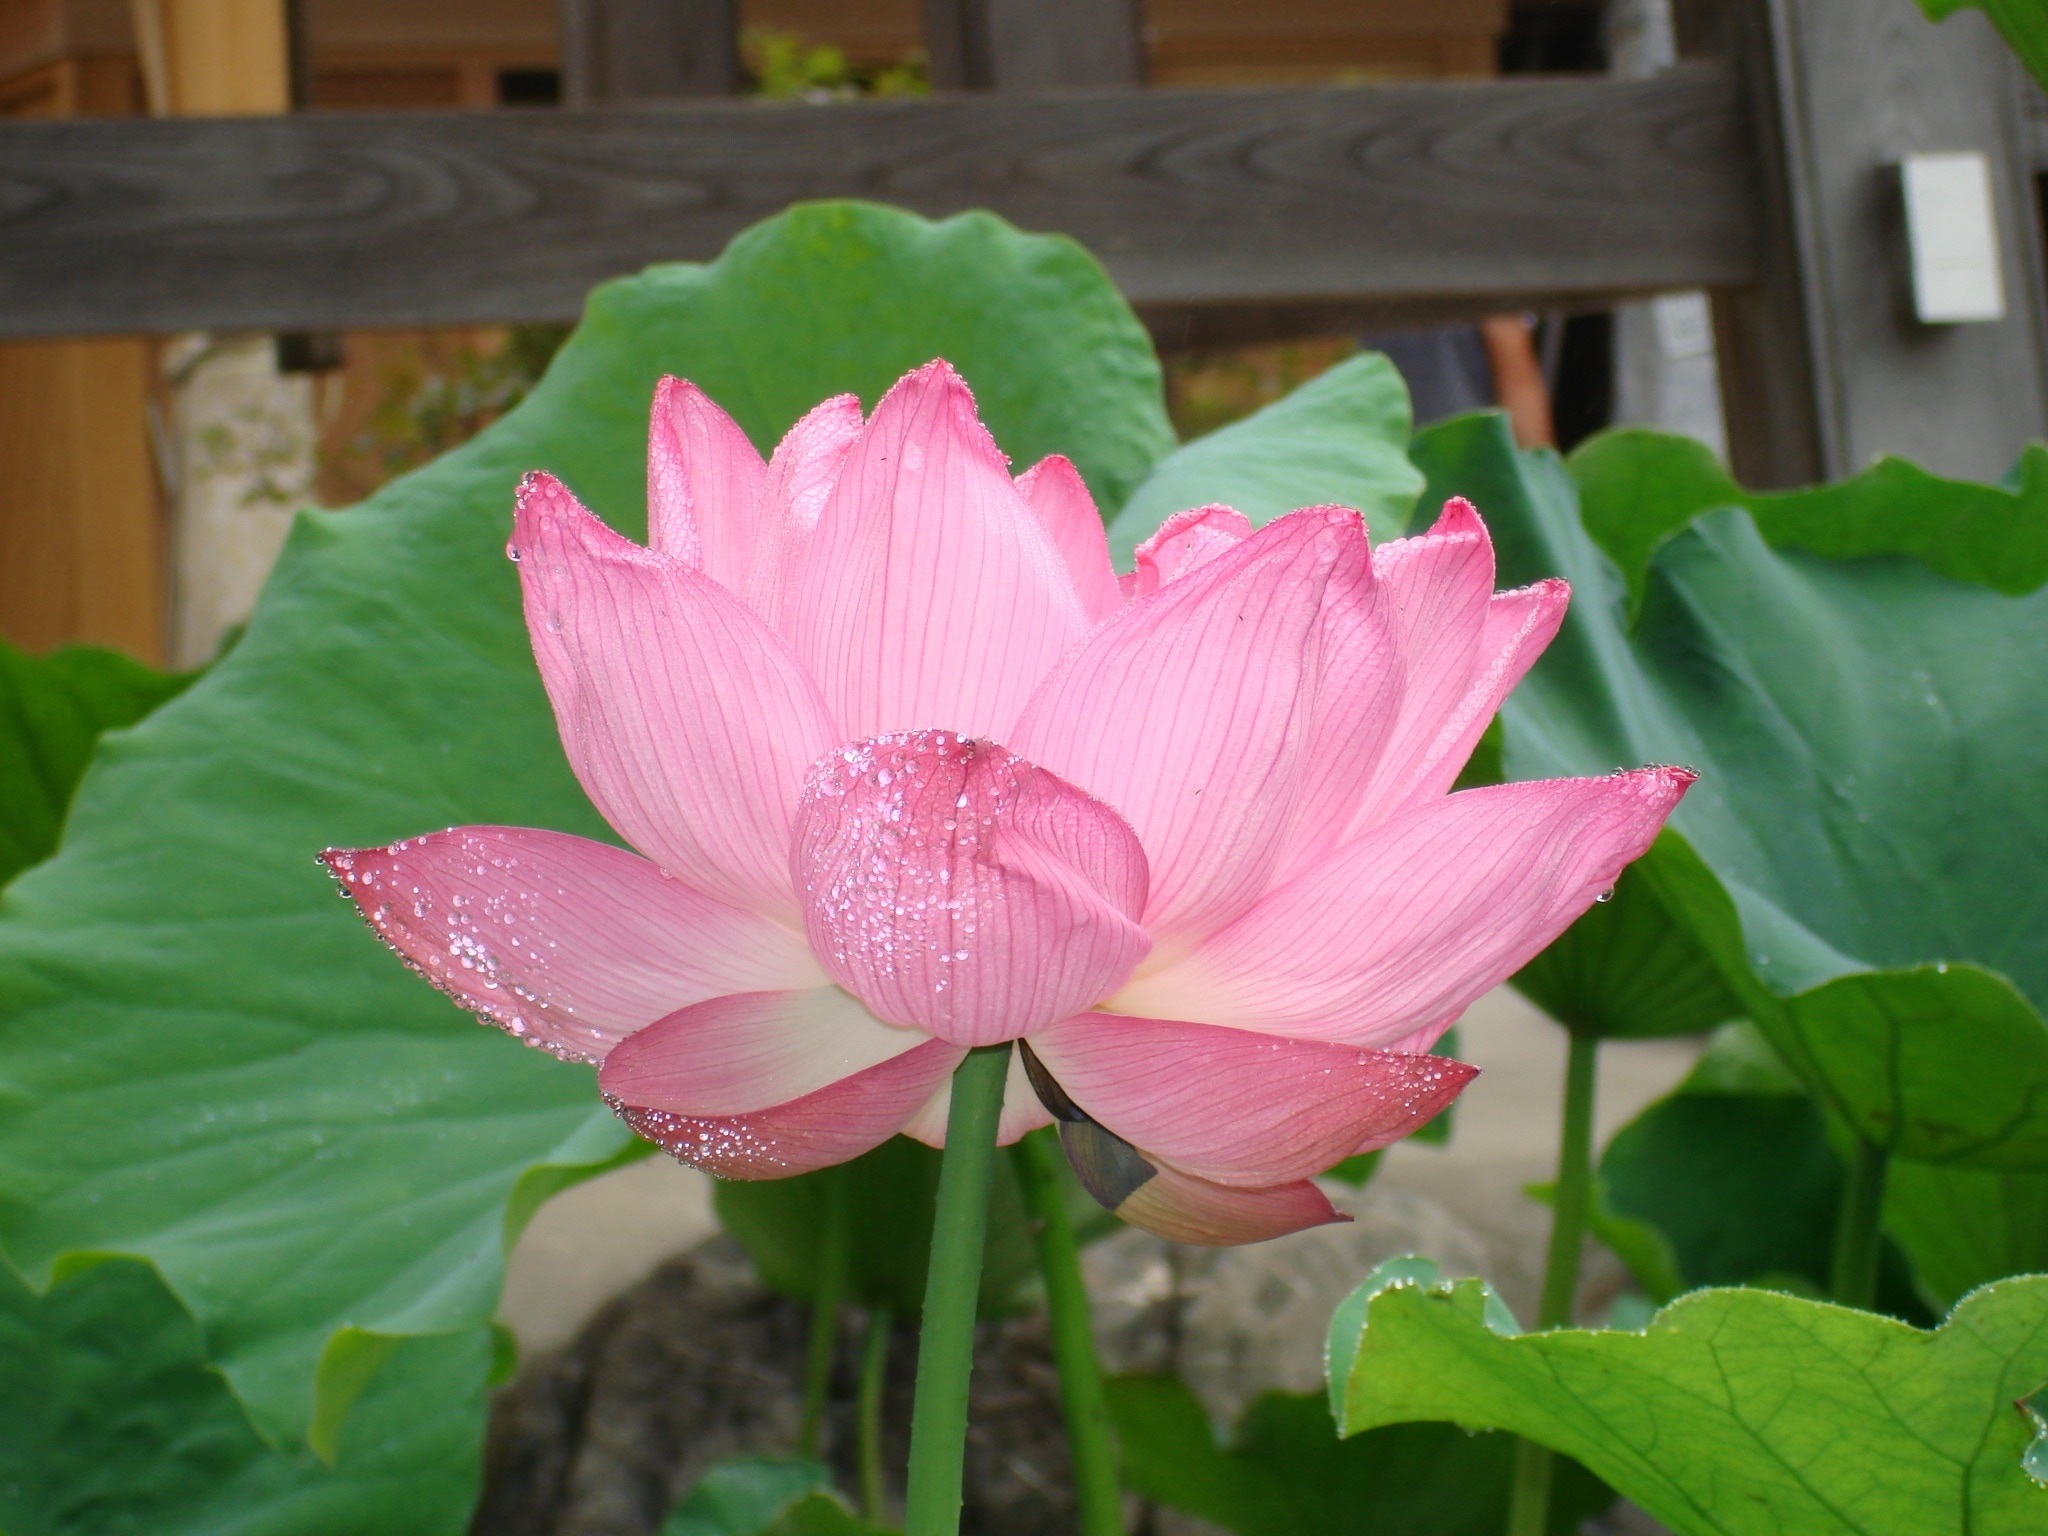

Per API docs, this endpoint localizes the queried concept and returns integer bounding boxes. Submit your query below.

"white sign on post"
[1901,151,2006,325]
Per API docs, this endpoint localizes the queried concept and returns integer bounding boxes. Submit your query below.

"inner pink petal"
[783,361,1090,741]
[792,729,1150,1047]
[1015,454,1123,625]
[646,376,768,585]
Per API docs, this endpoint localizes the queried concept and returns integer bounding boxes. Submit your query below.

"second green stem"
[1506,1029,1600,1536]
[1012,1126,1123,1536]
[798,1165,851,1459]
[1829,1136,1890,1311]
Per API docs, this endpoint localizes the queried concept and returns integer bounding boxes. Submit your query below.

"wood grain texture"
[0,66,1757,338]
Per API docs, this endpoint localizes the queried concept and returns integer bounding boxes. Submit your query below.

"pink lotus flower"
[323,361,1691,1244]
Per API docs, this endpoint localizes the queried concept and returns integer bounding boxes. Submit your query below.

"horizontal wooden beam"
[0,65,1758,339]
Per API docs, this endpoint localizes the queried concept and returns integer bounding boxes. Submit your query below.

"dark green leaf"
[0,641,193,887]
[0,202,1178,1454]
[1603,1092,1840,1294]
[0,1257,486,1536]
[1106,352,1422,561]
[1886,1160,2048,1310]
[1592,1026,1930,1319]
[1330,1258,2048,1536]
[1413,414,2048,1167]
[1106,1373,1610,1536]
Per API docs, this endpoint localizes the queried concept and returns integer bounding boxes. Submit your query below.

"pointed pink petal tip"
[1430,495,1486,536]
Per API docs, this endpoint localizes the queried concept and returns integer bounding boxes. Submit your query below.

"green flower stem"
[904,1043,1013,1536]
[1507,1029,1600,1536]
[798,1164,851,1459]
[1011,1127,1123,1536]
[858,1307,893,1525]
[1829,1137,1891,1311]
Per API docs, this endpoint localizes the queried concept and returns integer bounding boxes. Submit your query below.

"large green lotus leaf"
[0,201,1178,1456]
[0,1257,487,1536]
[0,640,193,887]
[1105,352,1422,561]
[1329,1259,2048,1536]
[1413,414,2048,1166]
[1106,1373,1611,1536]
[1569,428,2048,612]
[1888,1161,2048,1311]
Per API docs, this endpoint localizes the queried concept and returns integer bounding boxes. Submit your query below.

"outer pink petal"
[1015,455,1122,625]
[512,472,840,919]
[793,730,1150,1046]
[646,376,768,586]
[784,361,1088,740]
[595,986,928,1115]
[1340,498,1496,836]
[1027,1013,1474,1187]
[1385,577,1569,815]
[741,394,865,634]
[1114,768,1696,1046]
[1115,1166,1347,1246]
[899,1046,1056,1147]
[1124,504,1253,601]
[609,1038,963,1179]
[320,827,822,1064]
[1011,508,1364,949]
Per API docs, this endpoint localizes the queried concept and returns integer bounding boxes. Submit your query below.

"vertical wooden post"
[0,340,162,660]
[0,15,162,661]
[559,0,739,104]
[923,0,1145,91]
[1693,0,2048,486]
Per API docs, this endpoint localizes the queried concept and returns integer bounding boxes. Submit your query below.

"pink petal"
[1027,1013,1474,1186]
[1011,508,1366,949]
[899,1046,1056,1147]
[1125,504,1252,601]
[1342,497,1514,837]
[1269,546,1403,881]
[646,377,768,586]
[793,730,1150,1047]
[1015,455,1123,625]
[783,361,1089,740]
[1116,1165,1347,1246]
[1114,768,1696,1047]
[512,472,840,919]
[609,1037,963,1179]
[320,827,823,1064]
[595,986,928,1115]
[740,394,866,633]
